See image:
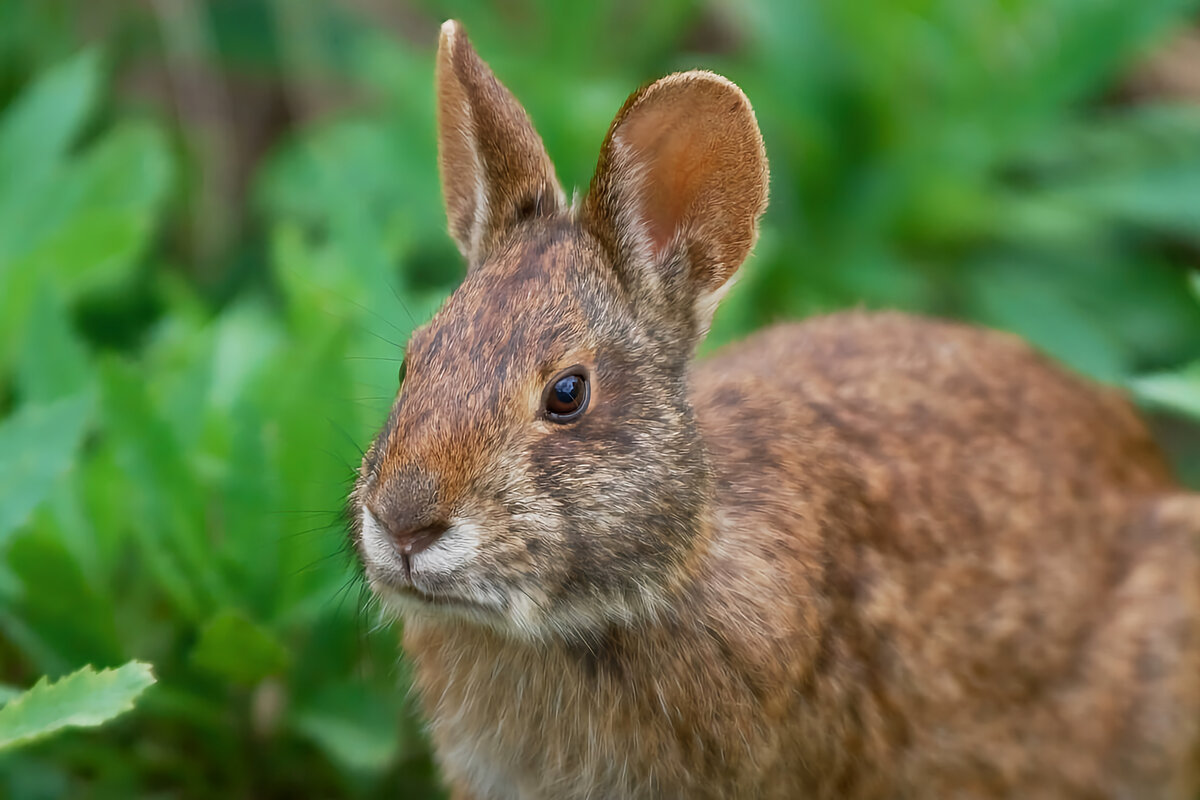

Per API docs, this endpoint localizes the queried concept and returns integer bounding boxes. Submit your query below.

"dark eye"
[398,358,407,386]
[543,367,590,423]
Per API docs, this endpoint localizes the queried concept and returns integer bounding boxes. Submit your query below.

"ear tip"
[673,69,741,89]
[647,69,767,168]
[629,70,760,136]
[663,70,757,114]
[438,19,464,56]
[652,69,742,90]
[586,66,770,271]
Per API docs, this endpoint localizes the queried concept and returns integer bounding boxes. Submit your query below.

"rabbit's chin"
[375,585,672,645]
[360,506,676,641]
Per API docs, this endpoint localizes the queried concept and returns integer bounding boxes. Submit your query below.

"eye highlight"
[543,366,590,423]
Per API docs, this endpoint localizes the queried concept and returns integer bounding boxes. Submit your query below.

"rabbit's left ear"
[436,20,565,269]
[582,71,768,332]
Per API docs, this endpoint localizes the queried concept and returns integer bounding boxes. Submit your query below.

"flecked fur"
[350,21,1200,800]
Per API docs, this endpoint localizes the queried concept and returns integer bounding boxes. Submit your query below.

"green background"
[1,0,1198,796]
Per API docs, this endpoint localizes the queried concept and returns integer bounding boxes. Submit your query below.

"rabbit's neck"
[401,543,826,799]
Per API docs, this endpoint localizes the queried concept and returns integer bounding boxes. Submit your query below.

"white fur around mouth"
[359,506,499,612]
[358,505,402,581]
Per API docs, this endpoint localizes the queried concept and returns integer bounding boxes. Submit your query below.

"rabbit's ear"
[582,71,768,334]
[436,21,565,268]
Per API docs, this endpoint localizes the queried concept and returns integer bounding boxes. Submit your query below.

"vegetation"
[0,0,1197,796]
[0,663,155,751]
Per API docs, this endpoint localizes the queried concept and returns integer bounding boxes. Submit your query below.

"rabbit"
[349,19,1200,800]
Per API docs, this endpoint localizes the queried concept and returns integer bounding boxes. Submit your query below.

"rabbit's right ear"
[436,21,565,269]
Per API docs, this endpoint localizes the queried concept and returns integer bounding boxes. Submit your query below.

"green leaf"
[0,57,172,375]
[1131,363,1200,421]
[0,662,155,750]
[2,525,123,675]
[3,122,173,297]
[1055,165,1200,237]
[15,282,91,404]
[190,610,289,685]
[8,208,147,292]
[1011,105,1200,240]
[0,48,102,233]
[98,360,223,619]
[291,683,402,773]
[965,261,1128,382]
[208,301,283,412]
[0,393,92,546]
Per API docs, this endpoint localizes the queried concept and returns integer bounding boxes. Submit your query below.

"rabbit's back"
[695,311,1172,499]
[691,311,1200,796]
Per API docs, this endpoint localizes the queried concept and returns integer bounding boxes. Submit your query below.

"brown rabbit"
[350,20,1200,799]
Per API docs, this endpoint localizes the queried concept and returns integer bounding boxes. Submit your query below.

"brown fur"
[350,21,1200,800]
[436,20,565,268]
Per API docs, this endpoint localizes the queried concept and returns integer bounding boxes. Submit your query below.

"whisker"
[324,417,369,455]
[278,521,345,541]
[340,293,411,339]
[387,278,419,328]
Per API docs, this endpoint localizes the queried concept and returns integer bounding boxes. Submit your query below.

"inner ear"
[583,71,768,308]
[620,105,708,259]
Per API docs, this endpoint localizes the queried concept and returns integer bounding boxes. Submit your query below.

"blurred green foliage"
[0,0,1198,796]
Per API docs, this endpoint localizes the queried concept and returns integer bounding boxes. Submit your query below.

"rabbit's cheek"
[405,520,484,590]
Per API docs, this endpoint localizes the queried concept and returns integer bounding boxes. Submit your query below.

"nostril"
[388,522,449,557]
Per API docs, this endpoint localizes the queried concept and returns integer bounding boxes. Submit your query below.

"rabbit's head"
[351,21,768,640]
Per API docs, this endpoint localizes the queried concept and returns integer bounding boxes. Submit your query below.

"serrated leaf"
[0,393,92,546]
[0,662,155,750]
[190,610,289,685]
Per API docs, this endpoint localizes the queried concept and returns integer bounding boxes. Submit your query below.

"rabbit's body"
[352,21,1200,799]
[404,313,1200,799]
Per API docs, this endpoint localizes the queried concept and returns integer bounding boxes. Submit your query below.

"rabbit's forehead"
[408,228,613,374]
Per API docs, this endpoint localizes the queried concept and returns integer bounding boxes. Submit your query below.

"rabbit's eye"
[544,367,590,423]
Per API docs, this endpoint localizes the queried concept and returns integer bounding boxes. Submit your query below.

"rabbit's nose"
[385,521,449,557]
[370,466,449,557]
